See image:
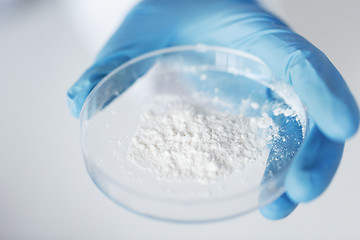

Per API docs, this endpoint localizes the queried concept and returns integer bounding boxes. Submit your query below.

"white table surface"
[0,1,359,239]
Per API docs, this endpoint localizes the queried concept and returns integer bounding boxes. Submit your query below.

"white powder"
[127,96,276,183]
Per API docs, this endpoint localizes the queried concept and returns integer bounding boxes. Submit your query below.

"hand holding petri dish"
[79,45,308,222]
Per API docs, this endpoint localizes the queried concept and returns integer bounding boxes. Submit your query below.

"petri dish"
[79,45,309,222]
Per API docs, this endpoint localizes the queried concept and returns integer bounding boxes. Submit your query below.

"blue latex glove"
[67,0,359,219]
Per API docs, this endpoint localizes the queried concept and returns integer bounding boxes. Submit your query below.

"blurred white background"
[0,0,359,239]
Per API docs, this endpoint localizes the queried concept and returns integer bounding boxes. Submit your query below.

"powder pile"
[127,97,276,183]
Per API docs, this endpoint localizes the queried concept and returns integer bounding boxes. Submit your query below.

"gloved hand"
[67,0,359,219]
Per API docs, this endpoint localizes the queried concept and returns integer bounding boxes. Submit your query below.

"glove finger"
[67,54,130,117]
[285,125,344,203]
[260,193,298,220]
[232,33,359,142]
[287,48,359,141]
[242,34,359,141]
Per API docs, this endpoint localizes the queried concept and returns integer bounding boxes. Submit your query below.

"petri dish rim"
[79,44,309,222]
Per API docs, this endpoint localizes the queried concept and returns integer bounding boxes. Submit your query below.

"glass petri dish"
[79,45,309,222]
